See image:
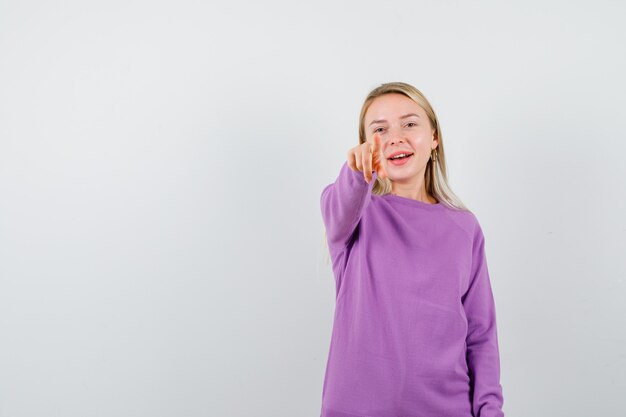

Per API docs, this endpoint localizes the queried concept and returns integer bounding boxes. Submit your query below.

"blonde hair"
[321,82,470,264]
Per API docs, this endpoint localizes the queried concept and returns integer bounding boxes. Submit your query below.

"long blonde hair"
[321,82,470,263]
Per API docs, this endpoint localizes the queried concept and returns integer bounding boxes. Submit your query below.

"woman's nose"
[387,126,406,144]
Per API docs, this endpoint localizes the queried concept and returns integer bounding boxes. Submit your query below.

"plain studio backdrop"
[1,0,625,416]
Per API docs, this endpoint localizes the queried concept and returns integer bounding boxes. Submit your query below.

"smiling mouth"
[387,153,414,161]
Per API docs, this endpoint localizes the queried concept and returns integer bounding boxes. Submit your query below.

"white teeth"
[390,153,411,160]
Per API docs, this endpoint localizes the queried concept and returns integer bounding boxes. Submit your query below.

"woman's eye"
[407,122,417,127]
[374,127,384,133]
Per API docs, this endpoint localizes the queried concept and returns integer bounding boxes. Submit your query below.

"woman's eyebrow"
[368,113,420,126]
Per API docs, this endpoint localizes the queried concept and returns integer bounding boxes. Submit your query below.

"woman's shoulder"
[439,204,482,239]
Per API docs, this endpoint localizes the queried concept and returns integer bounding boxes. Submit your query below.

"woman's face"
[363,93,437,184]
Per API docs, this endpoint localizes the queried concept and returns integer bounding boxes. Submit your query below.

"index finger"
[371,133,381,152]
[372,134,388,179]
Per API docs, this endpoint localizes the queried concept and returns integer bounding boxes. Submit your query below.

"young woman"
[319,82,505,417]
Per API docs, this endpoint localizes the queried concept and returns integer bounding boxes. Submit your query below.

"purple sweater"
[319,162,504,417]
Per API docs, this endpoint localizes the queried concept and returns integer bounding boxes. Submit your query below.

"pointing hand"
[347,133,388,184]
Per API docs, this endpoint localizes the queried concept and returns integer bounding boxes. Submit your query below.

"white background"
[1,1,625,416]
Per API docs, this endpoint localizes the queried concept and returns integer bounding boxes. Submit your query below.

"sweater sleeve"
[462,221,505,417]
[320,161,376,253]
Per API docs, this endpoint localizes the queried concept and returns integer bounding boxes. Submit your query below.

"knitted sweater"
[319,161,504,417]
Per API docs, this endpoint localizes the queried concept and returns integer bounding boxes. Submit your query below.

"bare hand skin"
[346,133,388,184]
